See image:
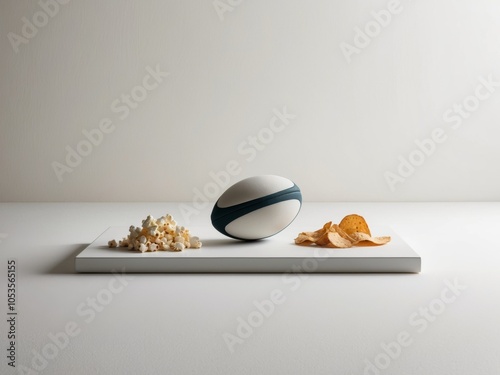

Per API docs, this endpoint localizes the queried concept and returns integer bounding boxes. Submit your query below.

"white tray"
[75,226,421,273]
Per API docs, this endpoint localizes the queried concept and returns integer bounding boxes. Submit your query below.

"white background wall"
[1,0,499,202]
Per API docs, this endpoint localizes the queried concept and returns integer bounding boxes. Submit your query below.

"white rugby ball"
[211,175,302,240]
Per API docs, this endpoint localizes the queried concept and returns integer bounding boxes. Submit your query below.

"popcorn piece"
[108,240,117,248]
[147,225,158,237]
[142,215,155,229]
[173,242,185,251]
[166,214,176,226]
[190,236,202,249]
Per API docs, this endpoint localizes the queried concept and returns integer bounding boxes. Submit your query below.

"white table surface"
[0,202,499,375]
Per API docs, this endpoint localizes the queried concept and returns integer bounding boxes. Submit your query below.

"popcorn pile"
[108,214,202,252]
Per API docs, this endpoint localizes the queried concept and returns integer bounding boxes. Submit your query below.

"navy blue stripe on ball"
[211,184,302,240]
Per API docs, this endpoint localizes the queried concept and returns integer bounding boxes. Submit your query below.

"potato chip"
[294,223,353,248]
[294,233,316,245]
[331,224,355,243]
[338,214,371,236]
[326,231,352,248]
[349,232,391,246]
[294,214,390,248]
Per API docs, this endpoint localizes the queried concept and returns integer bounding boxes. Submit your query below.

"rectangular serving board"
[75,226,421,273]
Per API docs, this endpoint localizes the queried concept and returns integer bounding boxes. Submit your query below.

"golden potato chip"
[294,214,390,248]
[326,231,352,248]
[315,231,333,246]
[331,224,355,243]
[295,234,315,245]
[294,233,318,244]
[338,214,371,236]
[295,222,330,244]
[295,231,322,244]
[320,221,333,234]
[349,232,391,246]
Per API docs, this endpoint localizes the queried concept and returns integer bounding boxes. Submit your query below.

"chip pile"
[108,214,202,252]
[295,214,390,248]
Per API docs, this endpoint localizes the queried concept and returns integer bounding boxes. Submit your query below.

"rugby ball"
[211,175,302,240]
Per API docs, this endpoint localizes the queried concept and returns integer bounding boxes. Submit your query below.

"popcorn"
[108,213,202,252]
[189,236,202,249]
[152,225,161,235]
[173,242,185,251]
[119,238,129,247]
